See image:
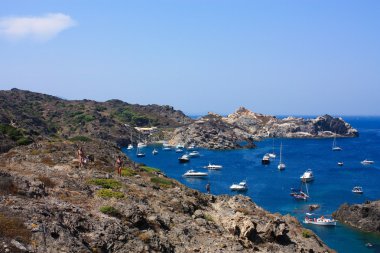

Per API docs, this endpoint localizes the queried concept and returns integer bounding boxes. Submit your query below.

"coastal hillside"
[0,139,333,252]
[0,89,192,153]
[169,107,358,149]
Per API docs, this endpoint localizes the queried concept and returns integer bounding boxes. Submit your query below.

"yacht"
[176,144,185,149]
[127,144,133,150]
[300,169,314,182]
[175,148,184,153]
[204,163,223,170]
[152,149,158,155]
[352,186,363,194]
[361,159,374,165]
[187,144,196,150]
[162,143,172,151]
[189,151,200,157]
[178,154,190,163]
[137,142,147,148]
[230,180,248,191]
[262,154,270,165]
[304,215,336,226]
[183,170,208,177]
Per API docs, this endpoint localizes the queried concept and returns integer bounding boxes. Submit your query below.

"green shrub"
[96,189,124,199]
[121,168,137,176]
[141,166,160,173]
[16,136,33,145]
[69,136,92,142]
[302,229,312,238]
[150,177,173,188]
[88,178,121,189]
[99,206,121,217]
[204,214,214,222]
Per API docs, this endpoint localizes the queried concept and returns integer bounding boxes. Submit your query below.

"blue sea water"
[123,116,380,253]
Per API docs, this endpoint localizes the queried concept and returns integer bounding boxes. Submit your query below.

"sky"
[0,1,379,116]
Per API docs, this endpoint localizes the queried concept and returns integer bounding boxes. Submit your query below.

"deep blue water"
[123,116,380,253]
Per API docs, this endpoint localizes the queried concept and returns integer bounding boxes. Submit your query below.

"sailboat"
[268,139,276,158]
[127,132,134,150]
[332,134,342,151]
[136,147,145,157]
[290,181,309,200]
[277,142,286,170]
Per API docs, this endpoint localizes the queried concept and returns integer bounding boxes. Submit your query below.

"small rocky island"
[333,200,380,233]
[170,107,358,150]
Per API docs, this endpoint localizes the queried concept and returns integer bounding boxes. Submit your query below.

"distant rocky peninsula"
[333,200,380,233]
[169,107,358,150]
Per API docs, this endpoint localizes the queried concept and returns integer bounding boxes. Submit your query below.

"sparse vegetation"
[38,175,56,188]
[96,189,124,199]
[0,212,31,243]
[121,168,137,176]
[99,206,121,217]
[0,123,32,145]
[41,157,56,166]
[204,213,214,222]
[88,178,121,189]
[302,229,312,238]
[69,136,92,142]
[141,166,160,173]
[150,177,173,188]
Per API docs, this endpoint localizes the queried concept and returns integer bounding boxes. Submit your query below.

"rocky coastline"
[332,200,380,233]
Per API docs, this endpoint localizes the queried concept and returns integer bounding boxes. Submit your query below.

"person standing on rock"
[77,147,85,168]
[115,156,123,177]
[206,182,210,194]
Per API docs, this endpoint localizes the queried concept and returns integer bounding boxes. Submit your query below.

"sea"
[123,116,380,253]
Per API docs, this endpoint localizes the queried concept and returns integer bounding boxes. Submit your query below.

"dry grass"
[41,157,55,166]
[0,212,31,243]
[138,231,152,242]
[37,175,57,188]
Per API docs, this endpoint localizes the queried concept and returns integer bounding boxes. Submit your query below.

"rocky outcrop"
[170,107,358,149]
[169,113,255,150]
[0,140,333,252]
[332,201,380,233]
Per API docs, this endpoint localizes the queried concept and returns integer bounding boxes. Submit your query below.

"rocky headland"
[332,201,380,233]
[0,139,333,253]
[169,107,358,150]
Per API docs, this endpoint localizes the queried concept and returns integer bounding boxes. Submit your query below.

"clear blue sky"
[0,1,379,116]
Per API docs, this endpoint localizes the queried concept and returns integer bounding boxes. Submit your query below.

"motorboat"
[187,144,196,150]
[230,180,248,191]
[152,149,158,155]
[183,170,208,177]
[300,169,314,182]
[304,215,336,226]
[178,154,190,163]
[352,186,363,194]
[136,148,145,157]
[337,162,344,166]
[175,148,184,153]
[204,163,223,170]
[176,144,185,149]
[361,159,374,165]
[290,188,309,200]
[308,204,320,211]
[262,154,270,165]
[189,151,200,157]
[137,142,147,148]
[127,144,133,150]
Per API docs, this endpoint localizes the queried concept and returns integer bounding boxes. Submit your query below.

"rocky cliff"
[0,89,192,153]
[332,201,380,233]
[0,139,333,253]
[170,107,358,149]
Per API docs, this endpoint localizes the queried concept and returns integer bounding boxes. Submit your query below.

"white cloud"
[0,13,76,41]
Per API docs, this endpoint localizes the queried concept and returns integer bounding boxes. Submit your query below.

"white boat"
[230,180,248,191]
[127,144,133,150]
[268,139,276,158]
[183,170,208,177]
[300,169,314,182]
[352,186,363,194]
[304,215,336,226]
[152,149,158,155]
[204,163,223,170]
[162,143,172,151]
[176,143,185,149]
[332,134,342,151]
[137,142,147,148]
[361,159,374,165]
[136,148,145,157]
[277,142,286,170]
[262,154,270,165]
[337,161,344,166]
[178,154,190,163]
[175,148,184,153]
[189,151,200,157]
[187,144,196,150]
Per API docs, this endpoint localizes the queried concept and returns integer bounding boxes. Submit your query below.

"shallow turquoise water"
[124,117,380,252]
